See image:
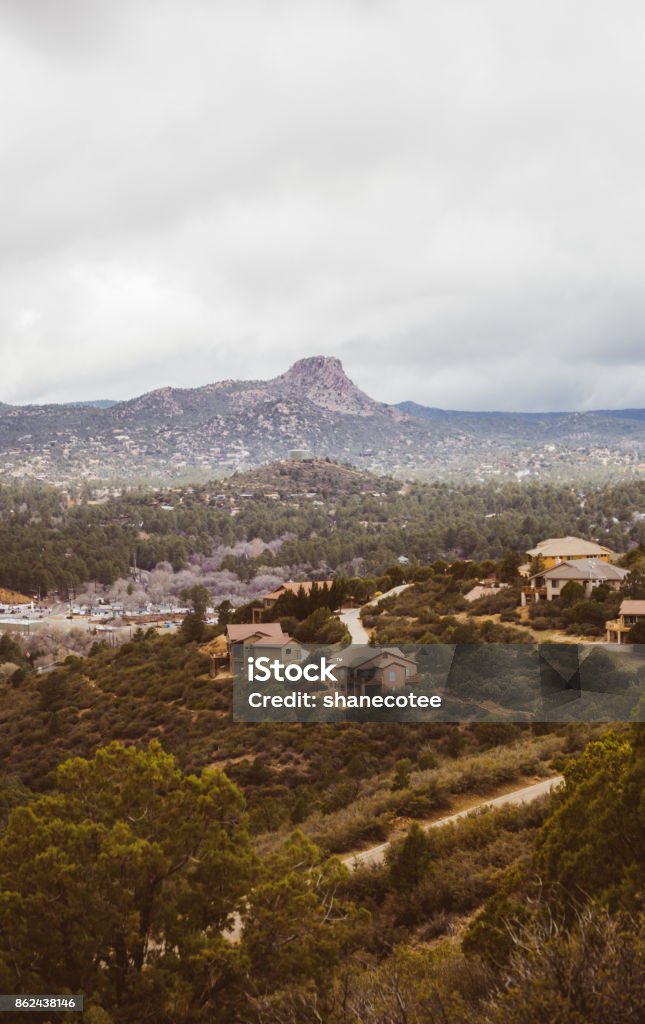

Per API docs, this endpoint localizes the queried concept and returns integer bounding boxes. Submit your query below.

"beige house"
[520,537,614,577]
[606,600,645,644]
[243,637,307,666]
[226,623,291,672]
[261,580,334,609]
[522,559,629,605]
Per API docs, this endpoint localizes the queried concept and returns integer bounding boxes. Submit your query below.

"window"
[388,670,396,682]
[551,580,559,589]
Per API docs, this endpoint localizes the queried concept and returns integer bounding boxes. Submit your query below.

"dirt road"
[342,775,563,869]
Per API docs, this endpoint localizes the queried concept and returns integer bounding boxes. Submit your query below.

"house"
[332,647,417,697]
[521,559,629,605]
[226,623,306,673]
[226,623,290,673]
[606,600,645,644]
[261,580,334,609]
[242,636,307,667]
[520,537,614,576]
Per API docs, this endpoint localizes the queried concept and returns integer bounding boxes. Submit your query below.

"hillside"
[397,399,645,440]
[0,588,31,606]
[0,357,642,485]
[220,458,398,499]
[0,626,641,1023]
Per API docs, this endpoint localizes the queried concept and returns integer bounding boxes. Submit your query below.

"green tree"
[387,822,433,893]
[217,599,233,627]
[559,580,585,607]
[293,607,350,644]
[627,619,645,643]
[621,567,645,599]
[391,757,412,791]
[181,584,211,618]
[536,730,644,913]
[180,584,211,643]
[0,742,255,1023]
[467,728,645,967]
[499,550,522,582]
[243,831,362,993]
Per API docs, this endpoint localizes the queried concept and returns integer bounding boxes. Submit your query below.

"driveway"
[338,606,371,643]
[339,584,412,643]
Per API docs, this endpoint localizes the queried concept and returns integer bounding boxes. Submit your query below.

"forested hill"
[0,465,644,597]
[0,625,642,1022]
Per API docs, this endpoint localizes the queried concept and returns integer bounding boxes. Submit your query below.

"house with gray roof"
[521,558,629,605]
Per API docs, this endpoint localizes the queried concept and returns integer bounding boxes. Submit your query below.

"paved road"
[339,584,412,643]
[339,607,371,643]
[342,775,563,869]
[363,583,411,608]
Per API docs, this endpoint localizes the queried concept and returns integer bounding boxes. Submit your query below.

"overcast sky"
[1,0,644,411]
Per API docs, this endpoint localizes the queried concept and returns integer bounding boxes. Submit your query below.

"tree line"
[1,476,644,598]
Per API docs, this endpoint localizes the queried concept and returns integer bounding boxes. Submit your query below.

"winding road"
[339,584,411,643]
[342,774,563,869]
[225,774,562,940]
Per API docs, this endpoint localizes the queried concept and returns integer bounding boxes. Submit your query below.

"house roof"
[226,623,287,643]
[335,647,416,670]
[530,559,629,583]
[619,600,645,616]
[264,580,334,601]
[248,637,301,648]
[526,536,614,558]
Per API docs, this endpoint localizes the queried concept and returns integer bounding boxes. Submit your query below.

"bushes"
[531,617,550,631]
[485,906,645,1024]
[293,607,350,643]
[526,590,620,637]
[343,799,551,940]
[299,735,562,855]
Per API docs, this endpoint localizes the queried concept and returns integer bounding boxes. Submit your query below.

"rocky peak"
[272,356,378,415]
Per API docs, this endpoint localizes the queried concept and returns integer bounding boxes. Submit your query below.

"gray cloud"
[1,0,644,410]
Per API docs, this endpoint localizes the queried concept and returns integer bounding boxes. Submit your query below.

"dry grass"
[0,588,31,605]
[255,731,572,857]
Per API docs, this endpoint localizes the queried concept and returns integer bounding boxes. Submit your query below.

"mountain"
[396,399,645,443]
[66,400,119,409]
[0,357,643,485]
[595,408,645,422]
[272,355,379,415]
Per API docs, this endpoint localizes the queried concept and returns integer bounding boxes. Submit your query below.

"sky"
[1,0,645,412]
